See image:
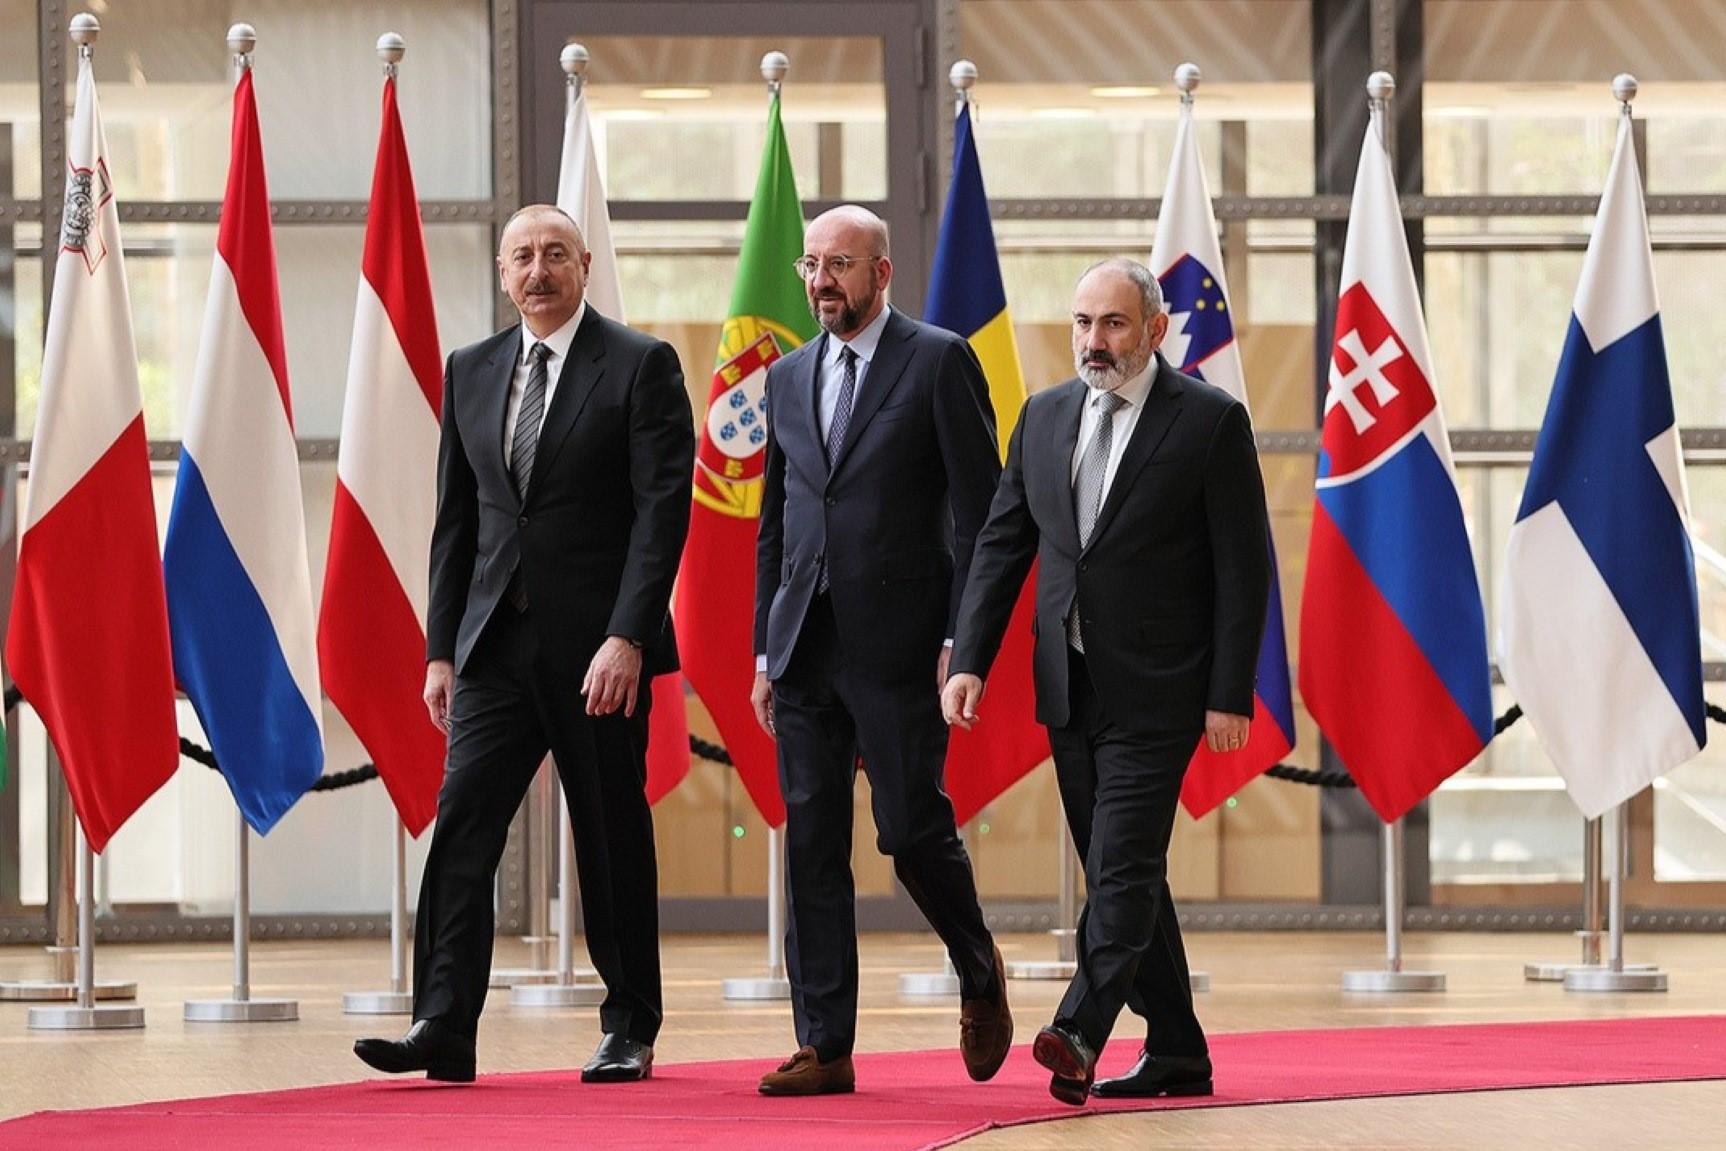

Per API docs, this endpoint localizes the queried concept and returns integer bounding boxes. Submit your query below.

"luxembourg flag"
[164,64,323,833]
[1149,81,1296,817]
[318,66,444,836]
[1500,103,1705,819]
[1297,104,1493,823]
[6,50,180,853]
[556,71,691,805]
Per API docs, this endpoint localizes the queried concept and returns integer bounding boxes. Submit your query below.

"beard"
[810,269,880,334]
[1074,339,1151,391]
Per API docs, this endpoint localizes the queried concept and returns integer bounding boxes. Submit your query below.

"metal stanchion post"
[723,823,793,1000]
[27,822,144,1029]
[1342,817,1445,992]
[491,761,559,986]
[1565,801,1667,992]
[185,805,298,1021]
[1008,827,1080,982]
[513,788,605,1007]
[343,816,415,1015]
[1524,816,1653,982]
[2,765,136,1002]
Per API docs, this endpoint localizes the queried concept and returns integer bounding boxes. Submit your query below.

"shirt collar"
[826,304,892,368]
[1087,356,1156,411]
[520,299,587,366]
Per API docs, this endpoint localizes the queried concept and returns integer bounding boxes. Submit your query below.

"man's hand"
[751,670,775,737]
[582,637,644,717]
[937,645,952,689]
[1205,710,1250,754]
[942,673,985,731]
[424,660,455,733]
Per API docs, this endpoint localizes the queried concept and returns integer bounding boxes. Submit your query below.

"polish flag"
[6,51,179,852]
[163,64,324,834]
[318,68,445,835]
[557,71,691,803]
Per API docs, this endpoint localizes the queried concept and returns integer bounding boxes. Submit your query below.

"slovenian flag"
[1149,86,1296,817]
[164,64,323,833]
[926,100,1051,823]
[1499,103,1705,819]
[1297,104,1493,823]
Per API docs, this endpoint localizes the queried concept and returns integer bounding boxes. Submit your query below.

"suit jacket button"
[518,515,529,527]
[1079,561,1088,572]
[825,496,837,507]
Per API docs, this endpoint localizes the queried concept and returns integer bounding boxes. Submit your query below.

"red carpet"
[4,1016,1723,1149]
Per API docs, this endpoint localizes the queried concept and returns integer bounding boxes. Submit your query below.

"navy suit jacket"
[753,308,1000,681]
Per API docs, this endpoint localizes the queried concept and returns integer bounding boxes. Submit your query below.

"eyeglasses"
[792,253,877,281]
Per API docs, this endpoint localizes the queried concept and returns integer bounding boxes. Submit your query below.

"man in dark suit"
[943,257,1270,1106]
[750,205,1013,1095]
[354,204,693,1084]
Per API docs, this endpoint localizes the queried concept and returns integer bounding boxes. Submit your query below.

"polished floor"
[2,930,1723,1147]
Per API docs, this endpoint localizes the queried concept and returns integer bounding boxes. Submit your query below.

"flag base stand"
[1563,966,1668,992]
[28,1004,145,1030]
[342,991,413,1014]
[184,997,299,1022]
[1524,821,1657,982]
[490,965,559,988]
[721,975,792,1000]
[1343,819,1444,993]
[1562,806,1667,994]
[898,964,961,997]
[724,827,792,1003]
[185,813,298,1023]
[1,980,136,1002]
[1341,968,1446,993]
[28,832,145,1031]
[512,982,606,1007]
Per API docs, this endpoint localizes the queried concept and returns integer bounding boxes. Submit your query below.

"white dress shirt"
[1070,360,1157,504]
[503,300,586,469]
[817,303,892,442]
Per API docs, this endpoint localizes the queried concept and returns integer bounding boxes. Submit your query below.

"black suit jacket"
[951,355,1271,732]
[428,309,694,678]
[754,308,1000,680]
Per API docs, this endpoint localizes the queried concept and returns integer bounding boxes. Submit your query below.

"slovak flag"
[1297,108,1493,823]
[1500,105,1705,819]
[164,64,324,833]
[1149,87,1296,817]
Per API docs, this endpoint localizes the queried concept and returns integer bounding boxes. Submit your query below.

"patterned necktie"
[1069,389,1126,651]
[817,346,859,594]
[826,345,859,464]
[511,341,550,500]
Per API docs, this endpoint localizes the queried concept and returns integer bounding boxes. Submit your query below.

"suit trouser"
[1048,648,1207,1059]
[772,593,997,1061]
[413,601,662,1045]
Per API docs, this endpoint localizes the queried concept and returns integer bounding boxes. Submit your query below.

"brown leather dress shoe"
[757,1046,856,1096]
[959,945,1013,1082]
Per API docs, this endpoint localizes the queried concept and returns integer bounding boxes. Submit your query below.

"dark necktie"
[1069,390,1126,652]
[818,346,859,593]
[512,341,550,500]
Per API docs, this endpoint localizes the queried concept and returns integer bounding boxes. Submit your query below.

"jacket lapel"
[1083,355,1184,553]
[486,328,524,507]
[802,333,827,472]
[1047,380,1086,552]
[527,308,607,497]
[827,309,913,481]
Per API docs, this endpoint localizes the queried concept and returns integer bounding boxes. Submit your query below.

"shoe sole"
[1091,1079,1212,1099]
[580,1064,653,1084]
[354,1045,475,1084]
[427,1063,476,1084]
[757,1081,856,1096]
[1031,1031,1091,1106]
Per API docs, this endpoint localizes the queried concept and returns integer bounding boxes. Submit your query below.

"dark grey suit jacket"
[427,309,694,678]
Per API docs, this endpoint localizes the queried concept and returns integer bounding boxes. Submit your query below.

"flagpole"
[719,50,796,1006]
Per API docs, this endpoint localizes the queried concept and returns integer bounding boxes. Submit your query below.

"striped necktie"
[1069,389,1126,651]
[511,341,550,500]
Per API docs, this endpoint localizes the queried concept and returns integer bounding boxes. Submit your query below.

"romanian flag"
[674,92,817,827]
[926,103,1050,823]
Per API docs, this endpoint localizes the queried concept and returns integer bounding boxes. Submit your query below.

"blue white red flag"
[165,66,324,833]
[1297,109,1493,822]
[1150,89,1295,817]
[1499,106,1705,818]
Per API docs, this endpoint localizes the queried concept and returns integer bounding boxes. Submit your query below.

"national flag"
[674,92,817,827]
[5,54,179,852]
[926,103,1050,823]
[557,75,691,805]
[1500,106,1705,818]
[164,65,323,834]
[1297,109,1493,823]
[318,68,443,836]
[1150,89,1296,817]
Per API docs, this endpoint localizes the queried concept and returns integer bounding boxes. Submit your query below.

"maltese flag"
[318,67,445,835]
[164,65,324,833]
[1500,107,1705,818]
[1149,86,1295,817]
[557,73,691,804]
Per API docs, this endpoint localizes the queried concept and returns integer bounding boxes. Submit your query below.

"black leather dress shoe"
[1091,1051,1213,1098]
[581,1033,654,1083]
[1030,1023,1097,1106]
[353,1019,476,1083]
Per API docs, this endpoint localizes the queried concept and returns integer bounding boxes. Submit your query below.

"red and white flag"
[317,70,445,835]
[7,52,179,852]
[557,77,691,804]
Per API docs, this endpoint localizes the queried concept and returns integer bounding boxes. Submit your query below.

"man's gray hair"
[498,204,587,255]
[1078,256,1164,319]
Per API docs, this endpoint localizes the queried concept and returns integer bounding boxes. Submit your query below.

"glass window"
[61,0,491,201]
[1,0,40,198]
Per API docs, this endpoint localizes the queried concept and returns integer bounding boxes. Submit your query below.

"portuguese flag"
[674,93,816,827]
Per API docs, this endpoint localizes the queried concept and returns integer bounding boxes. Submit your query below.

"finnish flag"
[1499,106,1706,819]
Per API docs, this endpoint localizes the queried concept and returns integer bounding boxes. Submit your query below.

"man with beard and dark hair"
[943,257,1271,1106]
[354,204,693,1085]
[750,204,1013,1095]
